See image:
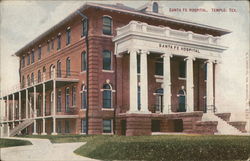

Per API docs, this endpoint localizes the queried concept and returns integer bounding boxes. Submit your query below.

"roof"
[15,2,231,56]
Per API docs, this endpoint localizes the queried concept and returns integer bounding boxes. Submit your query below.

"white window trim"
[102,15,113,36]
[101,83,114,109]
[178,77,186,80]
[102,119,113,134]
[154,75,163,79]
[102,69,114,73]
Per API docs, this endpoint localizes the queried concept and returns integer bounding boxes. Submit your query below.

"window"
[66,57,71,76]
[137,54,140,74]
[66,28,71,45]
[138,86,141,110]
[153,2,159,13]
[81,119,86,133]
[82,19,87,37]
[72,86,76,106]
[103,50,111,70]
[66,87,70,112]
[31,73,34,85]
[31,50,35,63]
[57,90,62,112]
[57,120,62,133]
[22,56,25,68]
[47,41,50,52]
[155,88,163,112]
[103,84,112,108]
[65,120,70,133]
[38,47,41,60]
[81,85,87,109]
[179,61,186,78]
[27,54,30,65]
[57,35,61,50]
[103,16,112,35]
[50,65,55,79]
[155,58,163,76]
[57,61,61,78]
[178,89,186,112]
[50,92,54,114]
[81,51,87,71]
[38,70,41,83]
[103,119,112,133]
[27,75,30,86]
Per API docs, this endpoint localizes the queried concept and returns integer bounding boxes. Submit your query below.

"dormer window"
[153,2,158,13]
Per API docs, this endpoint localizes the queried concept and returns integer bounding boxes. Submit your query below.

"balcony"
[116,21,221,46]
[1,70,79,97]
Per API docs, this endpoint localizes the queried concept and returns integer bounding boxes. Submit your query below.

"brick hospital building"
[0,2,247,136]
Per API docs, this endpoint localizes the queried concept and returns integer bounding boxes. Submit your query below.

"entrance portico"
[113,21,227,114]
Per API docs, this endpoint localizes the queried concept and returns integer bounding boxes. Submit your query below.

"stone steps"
[202,113,242,135]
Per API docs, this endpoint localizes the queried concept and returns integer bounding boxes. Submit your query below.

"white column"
[206,59,215,112]
[25,89,28,119]
[7,123,10,137]
[41,83,46,135]
[129,49,138,113]
[51,76,57,135]
[163,53,172,114]
[140,50,149,113]
[12,94,15,128]
[185,56,195,112]
[19,92,21,120]
[33,86,37,135]
[7,95,9,121]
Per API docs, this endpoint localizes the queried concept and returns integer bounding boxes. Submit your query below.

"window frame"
[155,58,163,76]
[65,87,70,112]
[38,47,42,60]
[72,86,76,107]
[31,50,35,64]
[57,89,62,112]
[81,85,87,109]
[179,60,186,79]
[152,2,159,13]
[66,28,71,45]
[102,16,112,35]
[81,119,87,134]
[102,50,112,70]
[66,57,71,77]
[102,84,112,109]
[57,61,61,78]
[102,119,113,134]
[57,34,61,50]
[82,19,87,37]
[81,51,87,72]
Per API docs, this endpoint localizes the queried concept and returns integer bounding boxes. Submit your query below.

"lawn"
[0,138,32,148]
[18,134,250,161]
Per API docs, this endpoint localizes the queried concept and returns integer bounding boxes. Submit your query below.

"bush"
[0,138,32,148]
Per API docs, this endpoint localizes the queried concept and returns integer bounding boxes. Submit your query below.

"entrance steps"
[202,113,243,135]
[9,119,34,137]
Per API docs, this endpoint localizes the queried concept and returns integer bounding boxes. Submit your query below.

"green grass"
[0,138,32,148]
[18,134,250,161]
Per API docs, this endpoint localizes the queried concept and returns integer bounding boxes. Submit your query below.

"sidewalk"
[1,137,99,161]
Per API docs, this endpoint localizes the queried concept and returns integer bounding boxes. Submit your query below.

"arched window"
[66,57,71,76]
[57,61,61,78]
[65,87,70,112]
[50,65,55,79]
[103,84,112,108]
[66,28,71,45]
[43,66,46,81]
[81,51,87,71]
[103,50,111,70]
[81,85,87,109]
[177,88,186,112]
[31,50,35,63]
[27,75,30,86]
[103,16,112,35]
[57,90,62,112]
[38,70,41,83]
[72,86,76,106]
[153,2,159,13]
[155,58,163,76]
[31,73,34,85]
[155,88,164,112]
[27,54,30,65]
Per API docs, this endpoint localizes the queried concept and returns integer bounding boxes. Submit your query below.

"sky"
[0,1,249,114]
